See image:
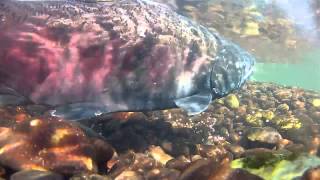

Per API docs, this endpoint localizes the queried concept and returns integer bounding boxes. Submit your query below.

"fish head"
[210,38,255,97]
[173,38,255,116]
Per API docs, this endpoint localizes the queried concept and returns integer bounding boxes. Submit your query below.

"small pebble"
[114,170,144,180]
[145,168,180,180]
[149,146,173,165]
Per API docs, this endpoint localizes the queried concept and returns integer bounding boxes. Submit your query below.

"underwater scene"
[0,0,319,179]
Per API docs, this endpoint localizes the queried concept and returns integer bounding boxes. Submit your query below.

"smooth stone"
[179,159,217,180]
[145,168,180,180]
[301,166,320,180]
[149,146,173,165]
[227,169,263,180]
[114,171,144,180]
[166,156,191,171]
[246,127,282,144]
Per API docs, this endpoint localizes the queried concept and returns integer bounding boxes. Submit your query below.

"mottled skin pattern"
[0,0,254,117]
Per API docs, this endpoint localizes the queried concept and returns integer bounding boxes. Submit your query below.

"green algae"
[232,153,320,180]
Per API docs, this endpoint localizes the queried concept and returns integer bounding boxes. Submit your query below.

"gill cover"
[210,38,255,97]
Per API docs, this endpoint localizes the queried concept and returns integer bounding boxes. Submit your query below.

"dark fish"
[0,0,255,120]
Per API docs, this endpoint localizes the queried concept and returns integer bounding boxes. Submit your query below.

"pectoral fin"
[49,102,108,121]
[0,86,29,106]
[174,92,212,116]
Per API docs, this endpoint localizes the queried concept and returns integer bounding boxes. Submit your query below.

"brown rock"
[236,106,247,117]
[226,169,263,180]
[114,170,144,180]
[225,145,245,158]
[301,166,320,180]
[130,153,159,173]
[291,100,305,110]
[245,127,282,149]
[166,156,191,171]
[91,138,115,168]
[179,159,217,180]
[274,89,292,100]
[145,168,180,180]
[108,151,136,178]
[149,146,174,165]
[0,112,115,175]
[0,166,5,177]
[309,111,320,122]
[190,155,202,162]
[196,144,228,161]
[160,141,193,157]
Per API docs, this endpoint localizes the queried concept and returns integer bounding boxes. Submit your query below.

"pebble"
[301,166,320,180]
[0,166,5,177]
[149,146,174,165]
[179,159,217,180]
[225,145,245,158]
[276,103,290,113]
[0,117,101,174]
[225,94,240,109]
[226,169,263,180]
[130,153,159,173]
[108,151,136,178]
[91,138,115,168]
[166,156,191,171]
[114,170,144,180]
[291,100,305,110]
[145,168,180,180]
[246,127,282,145]
[274,89,292,100]
[196,144,228,160]
[311,99,320,108]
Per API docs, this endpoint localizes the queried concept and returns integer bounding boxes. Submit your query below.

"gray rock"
[10,170,64,180]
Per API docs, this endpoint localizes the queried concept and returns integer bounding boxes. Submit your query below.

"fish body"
[0,0,254,120]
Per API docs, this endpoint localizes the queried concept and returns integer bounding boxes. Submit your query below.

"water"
[247,0,320,92]
[177,0,320,92]
[253,50,320,91]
